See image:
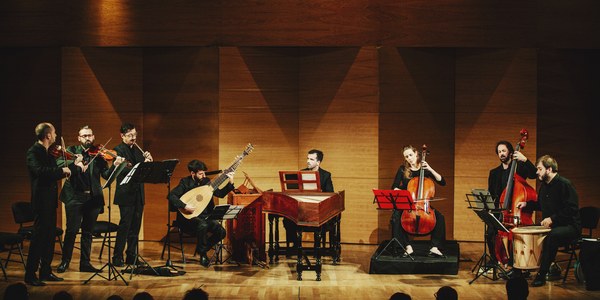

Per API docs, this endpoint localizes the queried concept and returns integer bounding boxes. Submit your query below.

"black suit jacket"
[26,142,66,211]
[302,167,334,192]
[57,145,111,207]
[113,142,146,206]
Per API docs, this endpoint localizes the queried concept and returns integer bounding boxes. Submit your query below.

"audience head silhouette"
[183,288,209,300]
[106,295,124,300]
[133,292,154,300]
[3,282,28,300]
[506,276,529,300]
[52,291,73,300]
[435,286,458,300]
[389,292,411,300]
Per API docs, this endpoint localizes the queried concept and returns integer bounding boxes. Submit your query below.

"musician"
[24,122,71,286]
[56,125,125,273]
[112,122,153,267]
[487,141,536,273]
[391,145,446,257]
[283,149,334,248]
[517,155,580,287]
[167,160,235,267]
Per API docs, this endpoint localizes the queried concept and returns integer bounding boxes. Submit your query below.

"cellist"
[391,145,447,257]
[487,140,536,277]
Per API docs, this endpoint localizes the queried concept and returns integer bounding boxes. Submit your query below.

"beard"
[83,141,93,148]
[499,154,510,164]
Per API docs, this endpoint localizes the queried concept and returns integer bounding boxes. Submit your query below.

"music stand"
[372,189,415,261]
[466,192,510,284]
[278,171,321,192]
[84,161,129,285]
[205,204,244,266]
[120,159,179,277]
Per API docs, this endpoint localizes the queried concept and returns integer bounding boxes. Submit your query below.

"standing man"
[167,160,235,267]
[56,125,125,273]
[112,123,153,267]
[487,140,537,274]
[24,122,71,286]
[283,149,334,248]
[517,155,580,287]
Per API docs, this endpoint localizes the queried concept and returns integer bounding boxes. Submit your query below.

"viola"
[400,144,437,235]
[494,129,538,265]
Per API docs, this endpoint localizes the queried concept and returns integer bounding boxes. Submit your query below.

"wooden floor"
[1,241,599,300]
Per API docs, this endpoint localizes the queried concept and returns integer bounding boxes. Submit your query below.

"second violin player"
[56,125,125,274]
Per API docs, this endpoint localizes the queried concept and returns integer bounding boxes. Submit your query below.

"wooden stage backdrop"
[1,1,599,246]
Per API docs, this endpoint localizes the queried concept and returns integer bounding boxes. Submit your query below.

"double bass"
[495,129,537,264]
[400,145,437,235]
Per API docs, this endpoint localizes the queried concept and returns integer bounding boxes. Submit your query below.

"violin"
[49,144,76,160]
[400,144,437,236]
[87,144,117,161]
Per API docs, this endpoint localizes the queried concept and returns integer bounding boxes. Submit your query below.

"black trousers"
[114,200,144,261]
[25,208,57,279]
[538,224,580,274]
[61,195,102,264]
[391,208,446,249]
[178,216,226,254]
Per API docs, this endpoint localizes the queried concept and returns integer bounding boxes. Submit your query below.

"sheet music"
[289,195,331,203]
[120,162,140,185]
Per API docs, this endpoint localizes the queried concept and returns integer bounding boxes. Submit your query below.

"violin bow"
[85,137,112,166]
[60,137,70,180]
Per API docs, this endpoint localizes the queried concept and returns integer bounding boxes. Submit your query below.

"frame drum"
[512,226,551,269]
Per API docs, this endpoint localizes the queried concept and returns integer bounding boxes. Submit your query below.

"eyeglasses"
[124,133,137,138]
[79,134,94,138]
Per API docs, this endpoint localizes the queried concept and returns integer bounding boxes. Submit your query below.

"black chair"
[561,206,599,283]
[92,220,119,260]
[161,206,197,264]
[0,232,26,280]
[11,201,64,255]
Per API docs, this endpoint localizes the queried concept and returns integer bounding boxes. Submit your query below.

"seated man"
[167,160,235,267]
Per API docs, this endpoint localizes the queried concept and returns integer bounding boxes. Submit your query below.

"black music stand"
[120,159,179,277]
[466,192,510,284]
[372,189,415,261]
[206,204,244,266]
[84,161,129,285]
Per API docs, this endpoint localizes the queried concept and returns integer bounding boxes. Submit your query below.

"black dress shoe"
[40,273,64,282]
[24,277,46,286]
[112,256,124,267]
[57,260,70,273]
[200,253,210,268]
[532,273,547,287]
[80,263,102,273]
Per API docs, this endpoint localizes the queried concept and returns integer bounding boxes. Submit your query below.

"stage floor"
[1,240,598,299]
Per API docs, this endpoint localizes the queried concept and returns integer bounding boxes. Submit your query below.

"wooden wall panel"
[61,47,144,236]
[538,49,600,218]
[0,48,61,233]
[378,47,455,241]
[454,48,537,241]
[298,47,379,243]
[3,1,600,48]
[142,47,220,241]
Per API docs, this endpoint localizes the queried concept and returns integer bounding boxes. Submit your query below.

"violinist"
[487,141,536,277]
[24,123,71,286]
[112,122,153,267]
[519,155,580,287]
[391,145,446,257]
[56,125,125,274]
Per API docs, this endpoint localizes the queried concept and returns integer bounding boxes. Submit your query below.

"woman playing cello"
[391,145,447,257]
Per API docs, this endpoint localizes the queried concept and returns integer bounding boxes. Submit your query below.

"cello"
[400,145,437,235]
[494,129,538,264]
